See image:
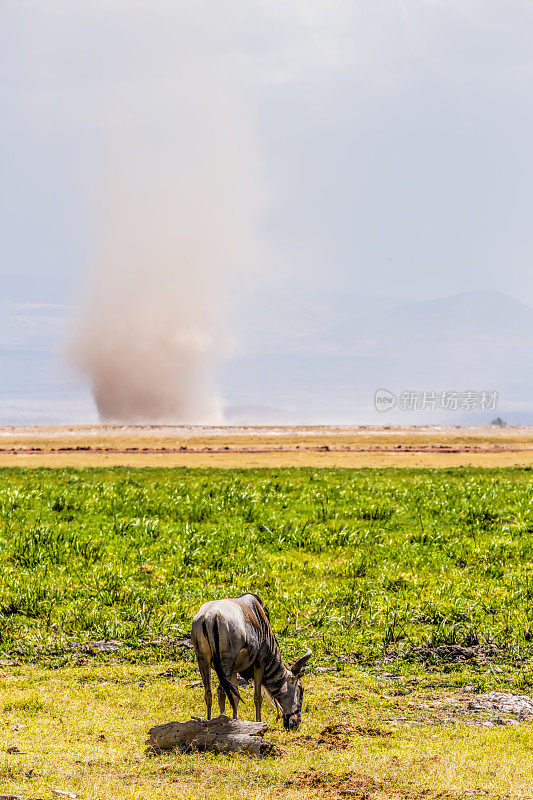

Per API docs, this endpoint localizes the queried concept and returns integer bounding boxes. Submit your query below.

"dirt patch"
[286,769,382,798]
[389,691,533,728]
[1,636,194,666]
[293,723,393,751]
[285,769,456,799]
[406,644,500,666]
[323,723,393,739]
[2,443,532,456]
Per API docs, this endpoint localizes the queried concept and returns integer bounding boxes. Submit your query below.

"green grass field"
[1,466,533,799]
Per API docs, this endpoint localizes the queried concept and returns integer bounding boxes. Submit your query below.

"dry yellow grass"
[2,663,533,799]
[0,425,531,468]
[0,450,532,468]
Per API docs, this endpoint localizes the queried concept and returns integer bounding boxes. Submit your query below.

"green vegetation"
[5,662,533,800]
[1,466,533,800]
[0,467,532,664]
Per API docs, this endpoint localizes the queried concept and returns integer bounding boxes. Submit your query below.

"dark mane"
[237,592,270,619]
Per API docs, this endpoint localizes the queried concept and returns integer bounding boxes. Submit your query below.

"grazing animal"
[191,593,311,730]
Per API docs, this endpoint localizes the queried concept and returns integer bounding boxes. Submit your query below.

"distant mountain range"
[1,283,532,424]
[222,290,533,424]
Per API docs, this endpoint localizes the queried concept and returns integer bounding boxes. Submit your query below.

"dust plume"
[71,70,263,423]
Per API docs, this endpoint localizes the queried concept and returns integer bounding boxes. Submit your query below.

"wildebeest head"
[282,647,312,731]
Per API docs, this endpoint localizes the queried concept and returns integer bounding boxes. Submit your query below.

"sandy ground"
[0,424,531,467]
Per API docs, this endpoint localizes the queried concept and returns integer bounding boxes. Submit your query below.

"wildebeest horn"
[290,647,312,675]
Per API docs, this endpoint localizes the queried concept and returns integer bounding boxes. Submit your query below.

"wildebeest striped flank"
[191,593,311,730]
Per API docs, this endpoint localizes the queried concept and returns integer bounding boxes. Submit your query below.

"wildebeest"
[191,593,311,730]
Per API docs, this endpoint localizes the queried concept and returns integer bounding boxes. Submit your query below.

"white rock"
[468,692,533,719]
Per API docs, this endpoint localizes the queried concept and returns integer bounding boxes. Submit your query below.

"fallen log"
[146,714,284,757]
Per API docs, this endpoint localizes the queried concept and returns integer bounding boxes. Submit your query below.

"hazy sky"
[1,1,533,422]
[3,0,533,305]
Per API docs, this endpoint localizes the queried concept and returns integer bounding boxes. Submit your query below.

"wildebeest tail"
[203,619,241,702]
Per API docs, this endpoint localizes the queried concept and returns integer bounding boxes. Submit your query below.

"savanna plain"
[1,465,533,799]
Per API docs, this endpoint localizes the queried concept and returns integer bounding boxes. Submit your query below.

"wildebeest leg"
[253,665,263,722]
[217,683,226,715]
[229,671,239,719]
[197,656,212,720]
[218,655,239,718]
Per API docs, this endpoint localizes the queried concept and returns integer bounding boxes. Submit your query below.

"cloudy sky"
[2,1,533,423]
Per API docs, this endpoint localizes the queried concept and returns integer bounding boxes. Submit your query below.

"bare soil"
[0,425,531,467]
[285,768,457,799]
[292,722,394,751]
